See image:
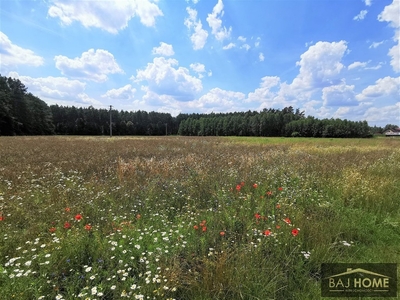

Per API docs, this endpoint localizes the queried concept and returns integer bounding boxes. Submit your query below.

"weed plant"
[0,136,399,299]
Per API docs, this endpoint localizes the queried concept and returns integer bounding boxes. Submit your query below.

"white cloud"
[132,57,202,101]
[247,76,280,103]
[152,42,174,56]
[348,61,368,70]
[206,0,232,41]
[222,42,235,50]
[48,0,163,34]
[54,49,123,82]
[101,84,136,100]
[259,52,265,62]
[356,76,400,100]
[185,7,208,50]
[322,82,358,106]
[291,41,347,90]
[241,44,251,51]
[8,71,85,98]
[364,0,372,6]
[255,37,261,47]
[353,10,368,21]
[378,0,400,28]
[378,0,400,72]
[195,88,245,110]
[6,71,104,107]
[190,62,206,73]
[369,41,384,48]
[237,36,246,42]
[0,31,44,68]
[363,103,400,125]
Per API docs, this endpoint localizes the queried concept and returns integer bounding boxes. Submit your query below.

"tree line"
[0,75,395,137]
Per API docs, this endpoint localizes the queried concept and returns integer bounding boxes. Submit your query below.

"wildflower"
[254,213,261,220]
[85,266,92,272]
[193,225,199,230]
[200,220,206,227]
[236,184,241,191]
[219,231,225,236]
[49,227,56,233]
[136,214,141,220]
[291,228,299,236]
[252,183,258,188]
[276,203,281,209]
[84,224,92,231]
[266,191,273,196]
[75,214,82,221]
[0,215,4,221]
[284,218,291,225]
[278,187,283,191]
[63,222,71,229]
[264,230,272,236]
[276,225,281,229]
[240,181,245,186]
[202,226,207,232]
[110,285,116,290]
[65,207,70,212]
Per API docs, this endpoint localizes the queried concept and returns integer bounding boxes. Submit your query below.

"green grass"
[0,136,399,300]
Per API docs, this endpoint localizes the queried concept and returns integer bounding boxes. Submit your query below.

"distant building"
[384,127,400,136]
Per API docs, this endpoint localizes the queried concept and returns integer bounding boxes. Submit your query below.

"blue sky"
[1,0,399,127]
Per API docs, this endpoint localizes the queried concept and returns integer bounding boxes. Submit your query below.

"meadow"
[0,136,399,300]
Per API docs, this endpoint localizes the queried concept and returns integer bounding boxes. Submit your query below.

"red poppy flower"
[193,225,199,230]
[254,213,261,220]
[266,191,273,196]
[202,226,207,232]
[219,231,225,236]
[74,214,82,221]
[0,216,4,221]
[252,183,258,188]
[200,220,206,227]
[49,227,56,233]
[284,218,291,224]
[278,187,283,191]
[64,222,71,229]
[65,207,70,212]
[276,203,281,209]
[240,181,245,187]
[276,225,281,229]
[264,230,272,236]
[236,184,241,191]
[84,224,92,231]
[291,228,299,236]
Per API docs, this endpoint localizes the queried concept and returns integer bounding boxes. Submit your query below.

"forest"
[0,75,396,137]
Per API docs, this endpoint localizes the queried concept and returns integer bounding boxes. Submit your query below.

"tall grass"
[0,136,399,299]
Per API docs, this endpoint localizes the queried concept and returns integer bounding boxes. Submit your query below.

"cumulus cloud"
[6,71,103,107]
[48,0,163,33]
[378,0,400,72]
[364,0,372,6]
[206,0,232,41]
[247,76,280,103]
[54,49,123,82]
[101,84,136,100]
[353,10,368,21]
[222,42,235,50]
[356,76,400,100]
[184,7,208,50]
[348,61,369,70]
[291,41,348,90]
[152,42,174,56]
[322,82,358,106]
[237,36,246,42]
[132,57,202,101]
[259,52,265,62]
[0,31,44,69]
[241,44,251,51]
[196,87,245,110]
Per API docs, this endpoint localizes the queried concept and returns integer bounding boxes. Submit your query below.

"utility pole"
[109,105,112,137]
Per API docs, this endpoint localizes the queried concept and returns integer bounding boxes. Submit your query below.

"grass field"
[0,136,399,300]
